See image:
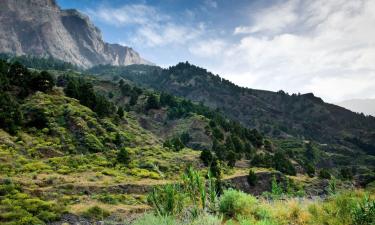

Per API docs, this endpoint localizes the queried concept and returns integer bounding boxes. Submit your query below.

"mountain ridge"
[88,63,375,159]
[0,0,151,68]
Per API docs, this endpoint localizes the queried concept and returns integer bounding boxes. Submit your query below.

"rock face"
[0,0,151,68]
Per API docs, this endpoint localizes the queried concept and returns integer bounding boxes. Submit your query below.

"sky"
[57,0,375,103]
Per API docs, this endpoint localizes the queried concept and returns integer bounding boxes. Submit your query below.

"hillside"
[0,57,374,224]
[89,63,375,169]
[0,0,151,68]
[1,59,289,223]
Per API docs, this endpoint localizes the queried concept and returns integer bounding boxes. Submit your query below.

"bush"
[273,152,296,176]
[200,149,213,166]
[146,94,160,110]
[117,147,131,165]
[132,213,176,225]
[247,169,257,186]
[340,167,353,180]
[219,189,257,218]
[305,163,315,177]
[148,184,184,216]
[352,196,375,225]
[319,168,331,179]
[82,206,110,220]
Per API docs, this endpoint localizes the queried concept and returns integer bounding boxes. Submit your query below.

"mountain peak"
[0,0,151,68]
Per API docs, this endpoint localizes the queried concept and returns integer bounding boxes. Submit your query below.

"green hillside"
[0,58,374,224]
[89,63,375,174]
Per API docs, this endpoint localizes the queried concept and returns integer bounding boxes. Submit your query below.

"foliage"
[117,106,124,118]
[305,163,315,177]
[219,189,258,218]
[352,196,375,225]
[60,75,115,117]
[200,149,213,166]
[146,94,161,110]
[148,184,184,216]
[164,137,185,152]
[148,167,219,217]
[0,92,22,134]
[319,168,331,179]
[82,206,110,220]
[117,147,131,165]
[247,169,257,186]
[273,152,296,176]
[0,180,63,224]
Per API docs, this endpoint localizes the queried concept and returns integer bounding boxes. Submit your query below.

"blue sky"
[57,0,375,102]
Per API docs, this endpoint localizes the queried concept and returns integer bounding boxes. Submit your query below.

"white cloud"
[86,4,168,27]
[234,0,299,34]
[208,0,375,102]
[188,39,227,57]
[86,4,202,47]
[204,0,218,9]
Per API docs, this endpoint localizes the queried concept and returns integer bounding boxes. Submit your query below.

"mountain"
[1,56,374,224]
[337,99,375,116]
[89,63,375,162]
[0,0,151,68]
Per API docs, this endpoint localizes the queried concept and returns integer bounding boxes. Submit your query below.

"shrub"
[148,184,184,216]
[200,149,213,166]
[352,196,375,225]
[305,163,315,177]
[247,169,257,186]
[82,206,110,220]
[270,176,283,198]
[146,94,160,110]
[219,189,257,218]
[132,213,176,225]
[117,147,131,165]
[319,168,331,179]
[340,167,353,180]
[273,151,296,176]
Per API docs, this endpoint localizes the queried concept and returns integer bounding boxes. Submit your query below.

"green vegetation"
[128,168,375,225]
[1,58,375,224]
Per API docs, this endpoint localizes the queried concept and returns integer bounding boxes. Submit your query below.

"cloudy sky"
[57,0,375,103]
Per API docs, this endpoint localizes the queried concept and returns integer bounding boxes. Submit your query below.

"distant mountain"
[336,99,375,116]
[89,63,375,161]
[0,0,151,68]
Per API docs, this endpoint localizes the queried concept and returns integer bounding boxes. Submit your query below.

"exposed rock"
[0,0,151,68]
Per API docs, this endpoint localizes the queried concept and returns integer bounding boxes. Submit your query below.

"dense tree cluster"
[59,75,115,117]
[118,80,143,106]
[0,60,55,133]
[251,151,296,176]
[0,53,78,71]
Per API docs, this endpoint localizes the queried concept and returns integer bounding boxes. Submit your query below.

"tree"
[117,147,131,165]
[264,139,274,152]
[247,169,257,186]
[273,151,296,176]
[226,150,236,168]
[305,142,318,162]
[305,163,315,177]
[209,158,222,179]
[340,167,353,180]
[180,132,191,145]
[30,71,55,92]
[0,92,22,134]
[319,168,331,179]
[117,107,124,118]
[146,94,160,110]
[200,149,213,166]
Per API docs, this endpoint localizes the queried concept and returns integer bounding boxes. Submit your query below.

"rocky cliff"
[0,0,151,68]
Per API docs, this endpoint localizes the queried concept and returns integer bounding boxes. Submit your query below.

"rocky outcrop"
[0,0,151,68]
